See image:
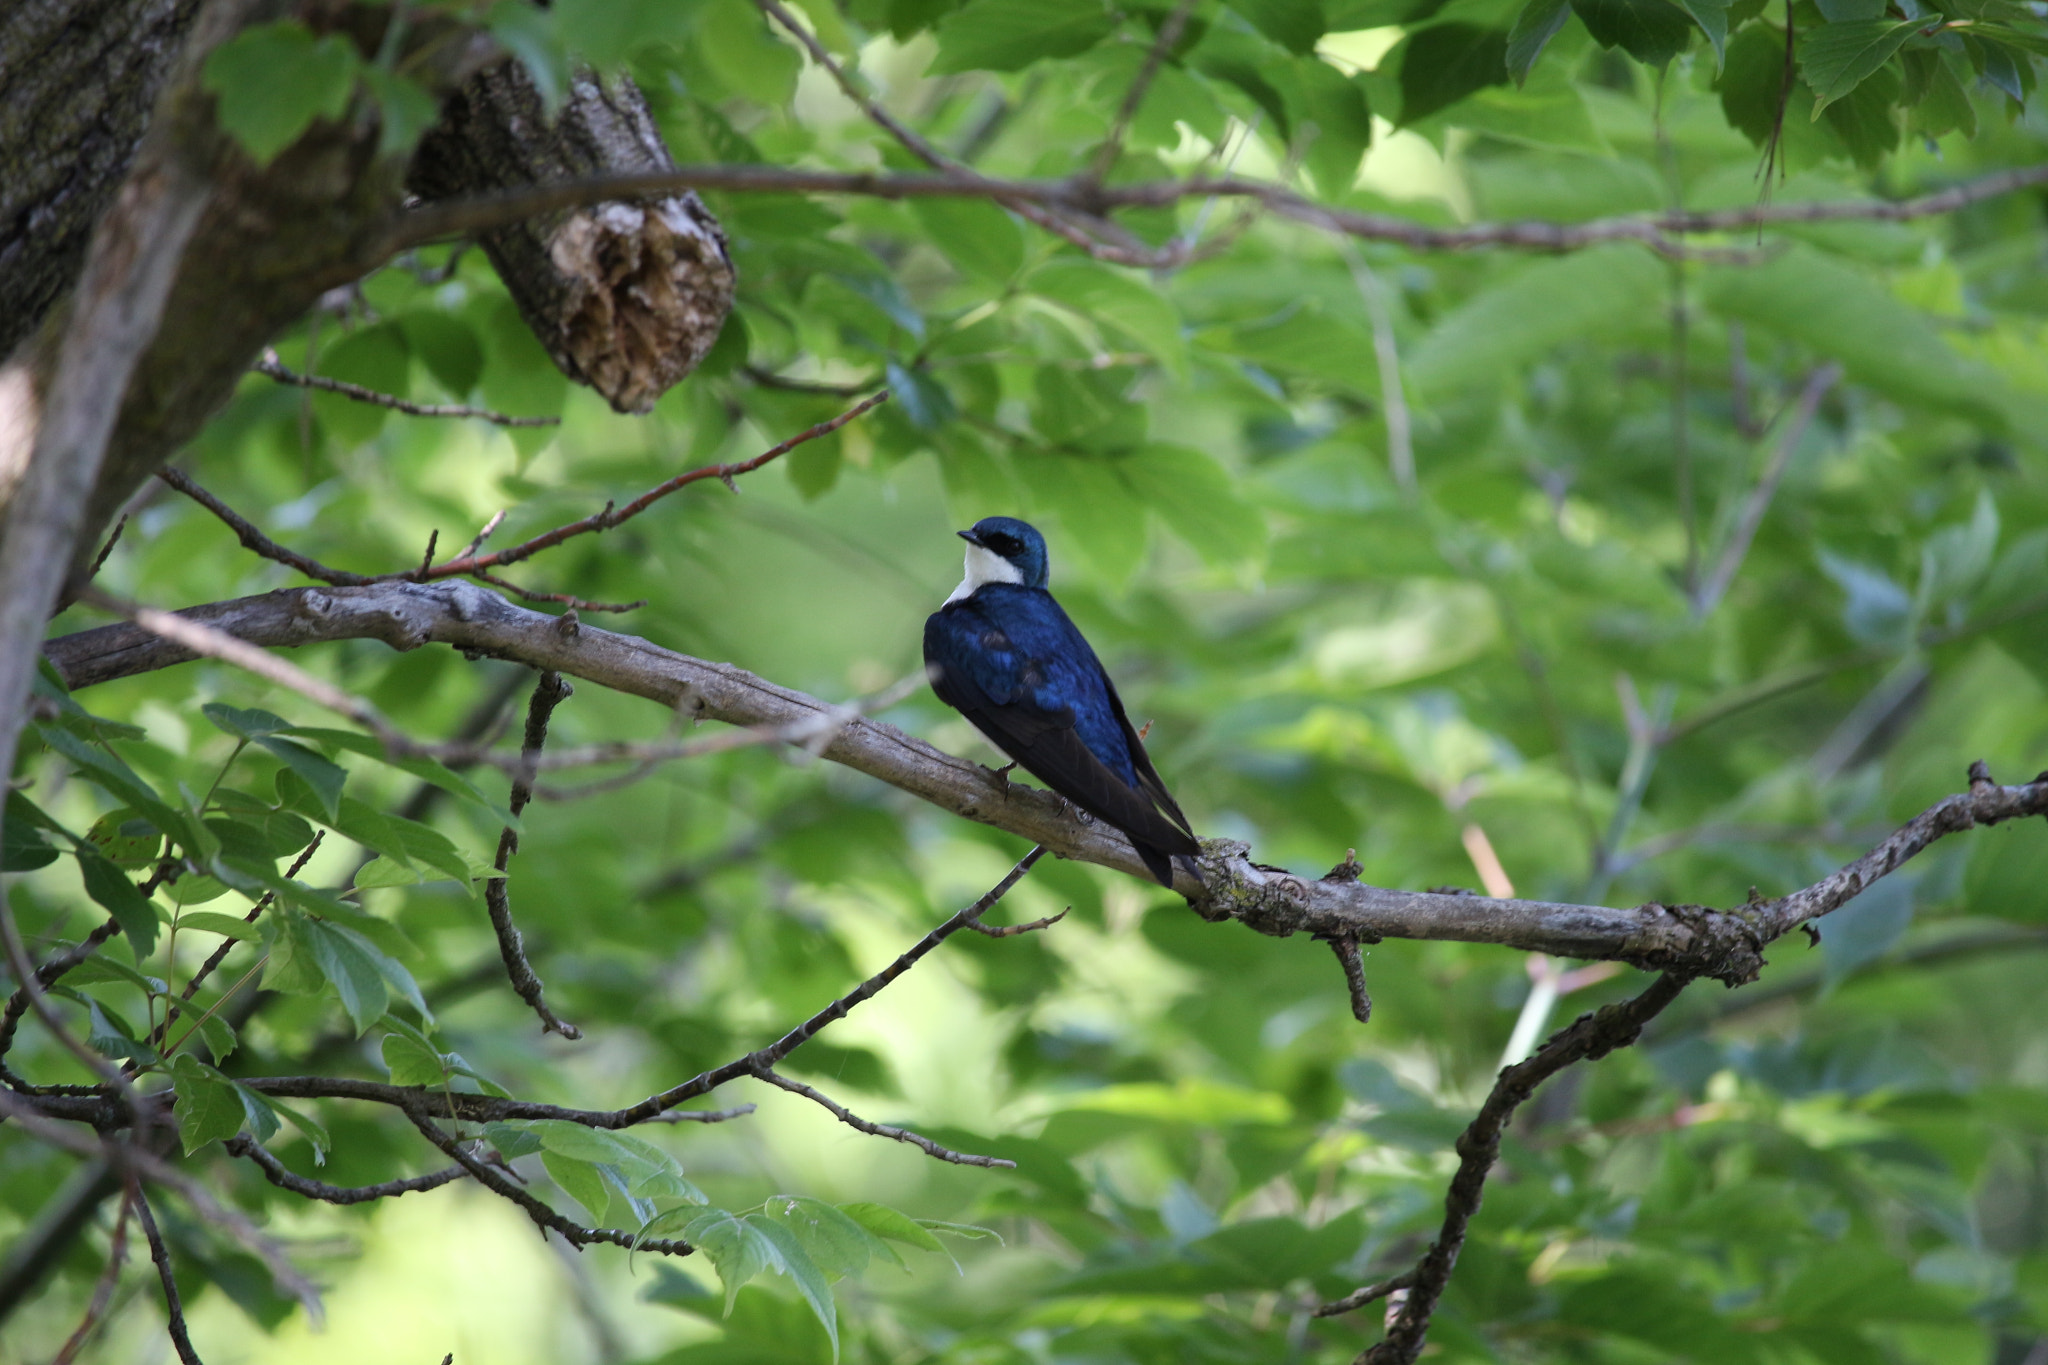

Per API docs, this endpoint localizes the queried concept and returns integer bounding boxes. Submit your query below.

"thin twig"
[51,1185,132,1365]
[375,159,2048,265]
[150,832,325,1052]
[0,917,122,1064]
[488,672,581,1038]
[133,1188,202,1365]
[1314,1270,1415,1318]
[750,1066,1013,1167]
[225,1134,469,1205]
[1092,0,1197,180]
[965,907,1068,937]
[401,1108,696,1255]
[1692,363,1842,617]
[254,352,560,427]
[154,466,373,586]
[87,515,130,582]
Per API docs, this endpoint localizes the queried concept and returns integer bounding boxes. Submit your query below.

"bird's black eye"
[987,533,1017,554]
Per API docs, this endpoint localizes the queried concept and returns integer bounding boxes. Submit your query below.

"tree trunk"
[0,0,201,364]
[407,62,735,415]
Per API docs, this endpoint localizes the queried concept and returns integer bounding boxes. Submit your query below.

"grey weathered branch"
[382,159,2048,265]
[42,580,2048,983]
[407,61,734,414]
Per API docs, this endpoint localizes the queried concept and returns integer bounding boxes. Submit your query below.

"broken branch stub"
[408,62,734,415]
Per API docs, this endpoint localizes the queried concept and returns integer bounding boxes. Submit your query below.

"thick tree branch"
[46,582,2048,983]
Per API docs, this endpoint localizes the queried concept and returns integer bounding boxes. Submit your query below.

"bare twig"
[154,467,372,586]
[225,1134,469,1205]
[488,672,581,1038]
[374,160,2048,265]
[401,1109,696,1256]
[86,515,130,583]
[254,351,560,427]
[1345,973,1690,1362]
[750,1066,1013,1166]
[160,394,887,597]
[150,832,325,1052]
[1327,935,1373,1025]
[1092,0,1197,180]
[0,917,123,1064]
[1313,1269,1415,1318]
[965,907,1068,937]
[1692,363,1842,617]
[133,1188,202,1365]
[51,1185,131,1365]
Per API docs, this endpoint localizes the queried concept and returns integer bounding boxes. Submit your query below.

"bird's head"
[957,516,1049,591]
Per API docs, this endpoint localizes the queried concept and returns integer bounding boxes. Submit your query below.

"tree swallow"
[924,516,1200,887]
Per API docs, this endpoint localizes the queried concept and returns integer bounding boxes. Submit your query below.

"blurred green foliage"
[11,0,2048,1360]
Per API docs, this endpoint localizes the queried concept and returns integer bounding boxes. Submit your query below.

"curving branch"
[43,581,2048,985]
[487,671,582,1038]
[224,1135,469,1206]
[252,352,560,427]
[376,160,2048,266]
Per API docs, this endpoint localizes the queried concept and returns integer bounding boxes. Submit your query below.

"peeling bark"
[408,62,735,414]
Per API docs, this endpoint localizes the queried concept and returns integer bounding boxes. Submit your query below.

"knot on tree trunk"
[548,193,732,413]
[410,63,735,415]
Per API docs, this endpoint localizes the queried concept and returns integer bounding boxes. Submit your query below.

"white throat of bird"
[945,542,1024,605]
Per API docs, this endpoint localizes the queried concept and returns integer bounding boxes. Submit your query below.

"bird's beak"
[956,529,982,546]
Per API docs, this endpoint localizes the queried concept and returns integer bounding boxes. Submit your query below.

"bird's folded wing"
[935,669,1197,858]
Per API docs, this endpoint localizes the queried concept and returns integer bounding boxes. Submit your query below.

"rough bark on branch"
[407,62,734,414]
[0,0,199,363]
[44,580,2048,980]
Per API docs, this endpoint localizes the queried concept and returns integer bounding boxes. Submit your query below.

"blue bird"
[924,516,1200,887]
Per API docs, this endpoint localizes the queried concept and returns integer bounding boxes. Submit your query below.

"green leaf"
[911,200,1025,283]
[746,1213,840,1359]
[1394,24,1510,125]
[173,1055,247,1152]
[381,1030,447,1086]
[176,911,259,942]
[1285,58,1375,199]
[359,66,439,157]
[271,1100,331,1162]
[1570,0,1696,64]
[202,22,362,166]
[79,853,158,957]
[1028,261,1187,380]
[543,1149,614,1224]
[1230,0,1327,53]
[251,737,346,821]
[1408,244,1666,397]
[761,1195,877,1278]
[3,793,60,872]
[353,856,422,890]
[298,918,393,1034]
[34,723,212,858]
[1017,454,1149,584]
[487,0,569,109]
[1507,0,1575,82]
[291,729,518,829]
[930,0,1116,73]
[1121,444,1266,568]
[1799,19,1921,113]
[84,810,163,869]
[82,997,156,1065]
[1673,0,1731,65]
[201,703,296,740]
[683,1207,780,1312]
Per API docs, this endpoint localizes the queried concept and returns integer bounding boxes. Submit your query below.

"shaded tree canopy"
[6,0,2048,1362]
